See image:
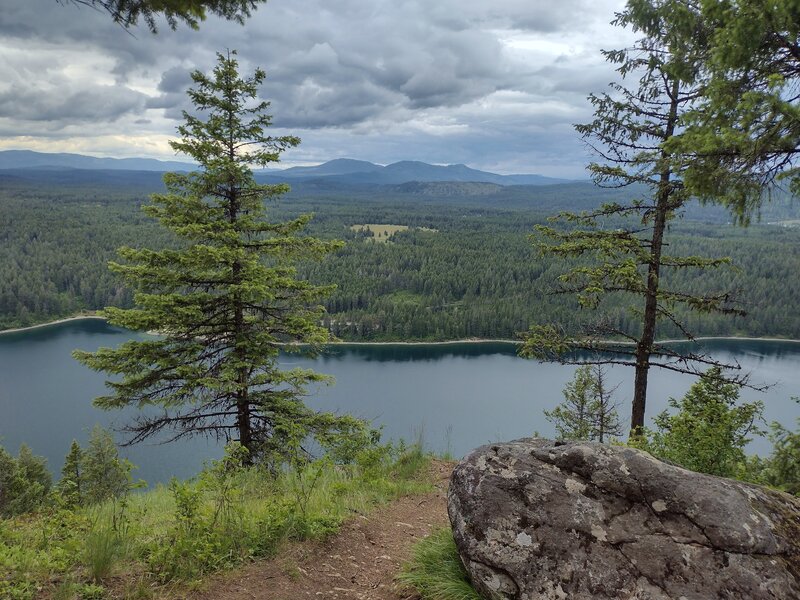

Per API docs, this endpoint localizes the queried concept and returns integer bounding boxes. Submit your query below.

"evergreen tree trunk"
[632,80,680,435]
[228,148,253,460]
[596,366,607,443]
[235,300,253,460]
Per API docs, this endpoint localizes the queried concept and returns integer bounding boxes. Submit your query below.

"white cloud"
[0,0,633,176]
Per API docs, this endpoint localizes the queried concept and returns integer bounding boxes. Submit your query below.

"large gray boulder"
[448,439,800,600]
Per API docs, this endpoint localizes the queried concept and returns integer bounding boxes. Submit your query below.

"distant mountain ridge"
[0,150,572,186]
[257,159,572,186]
[0,150,195,172]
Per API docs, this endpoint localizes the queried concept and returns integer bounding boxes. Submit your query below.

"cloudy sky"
[0,0,635,177]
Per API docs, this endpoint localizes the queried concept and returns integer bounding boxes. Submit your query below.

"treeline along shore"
[5,315,800,346]
[2,175,800,341]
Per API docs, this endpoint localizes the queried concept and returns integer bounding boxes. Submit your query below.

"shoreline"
[0,315,106,336]
[2,315,800,346]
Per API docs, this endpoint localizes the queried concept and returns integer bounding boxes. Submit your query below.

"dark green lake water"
[1,319,799,485]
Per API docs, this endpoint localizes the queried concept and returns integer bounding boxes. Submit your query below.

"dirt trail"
[190,461,453,600]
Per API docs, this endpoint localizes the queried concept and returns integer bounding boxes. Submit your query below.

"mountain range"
[0,151,573,186]
[0,150,194,172]
[257,158,572,186]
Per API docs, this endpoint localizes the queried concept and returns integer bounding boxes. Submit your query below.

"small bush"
[398,528,481,600]
[83,426,137,505]
[630,366,764,478]
[0,444,52,517]
[761,406,800,495]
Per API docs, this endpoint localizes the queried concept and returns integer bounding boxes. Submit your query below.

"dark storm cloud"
[0,0,629,175]
[0,85,146,123]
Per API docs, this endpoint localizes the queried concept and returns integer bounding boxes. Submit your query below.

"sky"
[0,0,635,178]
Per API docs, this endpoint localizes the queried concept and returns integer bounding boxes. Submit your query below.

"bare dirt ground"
[189,461,454,600]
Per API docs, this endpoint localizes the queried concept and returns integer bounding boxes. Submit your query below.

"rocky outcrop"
[448,439,800,600]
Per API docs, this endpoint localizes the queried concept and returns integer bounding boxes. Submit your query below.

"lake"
[1,318,799,485]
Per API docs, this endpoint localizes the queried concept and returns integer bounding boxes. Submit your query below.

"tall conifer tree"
[520,0,754,434]
[75,52,358,463]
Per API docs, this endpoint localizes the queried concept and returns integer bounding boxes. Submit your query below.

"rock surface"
[448,439,800,600]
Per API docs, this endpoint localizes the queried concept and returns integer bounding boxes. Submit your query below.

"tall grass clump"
[82,526,121,582]
[398,528,482,600]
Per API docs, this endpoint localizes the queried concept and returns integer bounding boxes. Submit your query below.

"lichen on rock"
[448,438,800,599]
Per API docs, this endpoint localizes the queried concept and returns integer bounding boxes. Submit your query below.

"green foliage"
[0,444,51,517]
[147,478,226,582]
[546,367,594,441]
[398,528,482,600]
[676,0,800,221]
[545,364,622,443]
[3,174,800,340]
[58,440,85,508]
[64,0,264,32]
[0,506,91,599]
[78,583,107,599]
[83,425,138,506]
[631,366,765,477]
[759,403,800,495]
[72,52,351,463]
[143,438,430,583]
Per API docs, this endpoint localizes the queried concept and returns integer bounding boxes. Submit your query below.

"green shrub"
[79,583,106,600]
[630,367,764,478]
[83,426,137,505]
[0,444,51,517]
[755,407,800,495]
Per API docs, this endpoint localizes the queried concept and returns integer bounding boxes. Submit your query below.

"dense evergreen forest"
[2,169,799,340]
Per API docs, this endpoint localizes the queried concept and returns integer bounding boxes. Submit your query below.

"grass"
[350,223,410,242]
[398,528,482,600]
[384,290,425,306]
[82,526,122,582]
[350,224,439,242]
[0,444,431,599]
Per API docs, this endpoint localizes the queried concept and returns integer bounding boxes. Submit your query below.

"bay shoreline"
[2,314,800,346]
[0,315,106,336]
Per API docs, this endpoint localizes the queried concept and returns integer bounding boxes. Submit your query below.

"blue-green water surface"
[1,319,798,484]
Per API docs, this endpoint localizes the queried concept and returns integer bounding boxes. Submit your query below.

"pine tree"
[59,440,84,506]
[590,365,623,443]
[74,52,362,464]
[545,364,623,442]
[0,444,51,516]
[521,0,753,435]
[545,366,595,441]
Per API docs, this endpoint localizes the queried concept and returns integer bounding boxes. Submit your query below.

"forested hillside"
[2,172,799,340]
